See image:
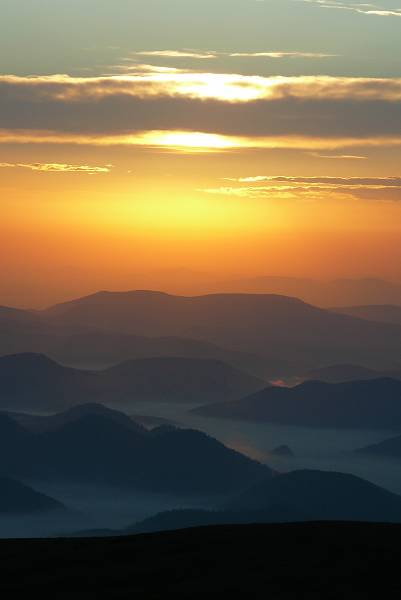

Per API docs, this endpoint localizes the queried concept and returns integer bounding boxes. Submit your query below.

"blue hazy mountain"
[0,476,64,514]
[5,403,147,434]
[194,378,401,430]
[303,363,401,383]
[227,470,401,522]
[354,434,401,459]
[74,469,401,536]
[0,407,270,495]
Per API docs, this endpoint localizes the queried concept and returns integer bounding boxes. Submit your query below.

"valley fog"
[126,401,401,494]
[3,399,398,540]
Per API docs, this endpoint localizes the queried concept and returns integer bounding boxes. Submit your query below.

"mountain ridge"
[0,352,266,411]
[0,405,270,494]
[34,290,401,373]
[194,377,401,430]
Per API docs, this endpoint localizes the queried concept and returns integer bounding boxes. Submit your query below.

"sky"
[1,0,401,307]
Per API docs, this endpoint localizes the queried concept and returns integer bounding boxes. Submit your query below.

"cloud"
[201,176,401,201]
[228,51,335,58]
[299,1,401,17]
[1,71,401,151]
[0,162,112,174]
[2,130,401,152]
[4,72,401,104]
[224,176,401,185]
[130,49,335,60]
[307,152,368,159]
[132,50,219,60]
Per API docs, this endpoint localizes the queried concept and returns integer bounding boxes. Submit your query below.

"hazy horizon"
[2,273,401,310]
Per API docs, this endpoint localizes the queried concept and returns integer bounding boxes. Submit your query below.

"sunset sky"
[1,0,401,307]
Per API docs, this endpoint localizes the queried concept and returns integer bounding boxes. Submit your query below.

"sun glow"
[4,129,401,152]
[140,131,238,151]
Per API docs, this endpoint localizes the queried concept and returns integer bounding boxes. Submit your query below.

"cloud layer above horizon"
[1,69,401,153]
[202,175,401,202]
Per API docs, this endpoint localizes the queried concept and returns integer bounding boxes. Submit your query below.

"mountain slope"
[100,356,266,404]
[46,332,268,376]
[332,304,401,325]
[0,306,43,332]
[0,477,64,514]
[228,470,401,522]
[40,290,401,370]
[194,378,401,430]
[0,353,97,411]
[303,364,401,383]
[0,307,271,378]
[4,403,147,434]
[126,506,308,535]
[354,435,401,459]
[0,306,56,358]
[219,276,401,307]
[1,407,270,494]
[0,353,266,411]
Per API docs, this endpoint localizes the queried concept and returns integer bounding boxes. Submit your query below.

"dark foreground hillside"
[1,523,400,597]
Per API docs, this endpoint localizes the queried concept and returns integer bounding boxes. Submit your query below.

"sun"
[140,130,237,151]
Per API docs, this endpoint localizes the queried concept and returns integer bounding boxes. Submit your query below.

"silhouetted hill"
[5,403,146,434]
[220,276,401,307]
[46,331,267,376]
[40,290,401,371]
[1,523,401,596]
[354,434,401,459]
[0,353,97,411]
[228,470,401,522]
[0,353,265,411]
[0,476,64,514]
[0,306,42,332]
[0,407,269,494]
[0,312,272,379]
[0,413,35,464]
[194,378,401,429]
[333,304,401,325]
[100,356,266,404]
[141,426,270,494]
[126,506,308,535]
[0,307,58,361]
[303,363,401,383]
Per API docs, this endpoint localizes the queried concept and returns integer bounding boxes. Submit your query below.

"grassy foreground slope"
[0,523,400,597]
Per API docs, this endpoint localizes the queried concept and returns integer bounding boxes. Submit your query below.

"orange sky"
[1,149,401,307]
[1,2,401,307]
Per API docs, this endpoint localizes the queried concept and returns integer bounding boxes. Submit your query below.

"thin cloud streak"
[0,162,112,174]
[132,50,219,59]
[224,176,401,185]
[201,175,401,201]
[307,152,368,159]
[131,49,336,60]
[299,0,401,17]
[228,51,336,58]
[2,129,401,152]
